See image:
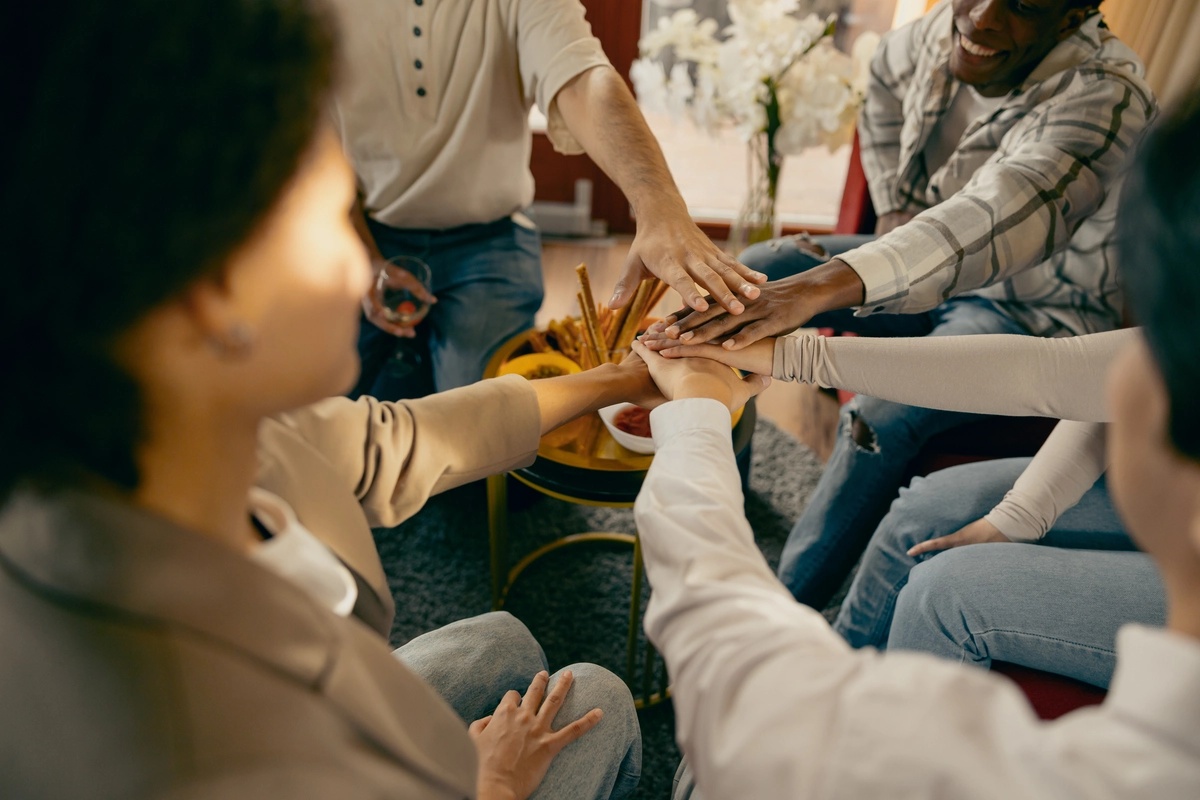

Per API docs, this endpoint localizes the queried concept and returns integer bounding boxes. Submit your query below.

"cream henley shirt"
[326,0,611,230]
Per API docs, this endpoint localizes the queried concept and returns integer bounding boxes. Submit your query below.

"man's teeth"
[961,38,999,57]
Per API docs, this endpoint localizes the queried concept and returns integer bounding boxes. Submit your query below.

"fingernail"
[609,291,621,305]
[666,325,680,337]
[680,331,694,342]
[753,271,767,281]
[730,301,745,314]
[594,709,605,719]
[723,340,736,349]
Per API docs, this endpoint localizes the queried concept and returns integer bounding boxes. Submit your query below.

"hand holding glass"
[367,255,435,336]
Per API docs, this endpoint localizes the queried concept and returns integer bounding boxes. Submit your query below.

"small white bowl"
[597,403,656,454]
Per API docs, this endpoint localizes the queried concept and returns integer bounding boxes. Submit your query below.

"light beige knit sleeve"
[771,328,1137,422]
[984,420,1108,542]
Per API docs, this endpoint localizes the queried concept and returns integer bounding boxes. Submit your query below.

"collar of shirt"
[249,487,358,617]
[1106,624,1200,753]
[907,10,1110,174]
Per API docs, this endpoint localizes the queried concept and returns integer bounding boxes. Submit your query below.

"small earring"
[208,322,255,359]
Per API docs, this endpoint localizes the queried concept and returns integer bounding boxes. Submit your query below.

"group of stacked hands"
[5,1,1200,799]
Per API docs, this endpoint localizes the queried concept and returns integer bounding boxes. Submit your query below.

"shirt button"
[413,26,422,36]
[414,59,423,69]
[417,87,427,97]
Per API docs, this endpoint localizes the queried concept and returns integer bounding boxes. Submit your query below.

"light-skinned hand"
[630,339,770,412]
[472,670,603,800]
[611,209,766,315]
[654,339,776,376]
[614,348,670,409]
[361,261,438,338]
[907,518,1011,557]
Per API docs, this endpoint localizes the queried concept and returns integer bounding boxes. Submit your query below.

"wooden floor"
[539,236,840,462]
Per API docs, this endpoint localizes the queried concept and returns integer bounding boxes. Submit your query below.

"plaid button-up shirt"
[843,2,1156,336]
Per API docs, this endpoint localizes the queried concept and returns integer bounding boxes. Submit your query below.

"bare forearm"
[555,66,687,218]
[796,258,866,312]
[531,363,652,435]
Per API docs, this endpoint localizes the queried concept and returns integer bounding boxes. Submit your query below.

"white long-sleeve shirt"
[636,399,1200,799]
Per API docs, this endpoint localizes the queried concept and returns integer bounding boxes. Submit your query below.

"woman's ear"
[178,271,258,360]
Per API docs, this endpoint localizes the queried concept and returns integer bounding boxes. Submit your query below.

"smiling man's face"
[950,0,1091,96]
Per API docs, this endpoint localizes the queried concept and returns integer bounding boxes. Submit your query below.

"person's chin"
[333,352,362,397]
[951,35,1008,87]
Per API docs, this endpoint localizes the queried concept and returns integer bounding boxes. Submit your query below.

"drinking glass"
[373,255,433,327]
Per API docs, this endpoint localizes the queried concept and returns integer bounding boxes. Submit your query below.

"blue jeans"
[891,542,1165,689]
[353,216,544,400]
[740,235,1030,607]
[833,457,1165,687]
[394,612,641,799]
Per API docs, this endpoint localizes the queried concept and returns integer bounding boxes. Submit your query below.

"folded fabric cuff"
[837,242,911,315]
[984,501,1046,543]
[649,398,733,444]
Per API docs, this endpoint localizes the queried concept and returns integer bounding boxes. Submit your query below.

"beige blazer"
[0,376,541,799]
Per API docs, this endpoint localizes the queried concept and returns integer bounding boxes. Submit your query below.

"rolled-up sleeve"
[514,0,611,154]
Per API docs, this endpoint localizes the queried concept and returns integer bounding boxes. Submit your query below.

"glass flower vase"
[727,132,784,255]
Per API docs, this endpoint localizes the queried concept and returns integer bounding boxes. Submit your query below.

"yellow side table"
[484,329,756,708]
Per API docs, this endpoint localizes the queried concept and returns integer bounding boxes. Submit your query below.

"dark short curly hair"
[1117,85,1200,461]
[0,0,336,499]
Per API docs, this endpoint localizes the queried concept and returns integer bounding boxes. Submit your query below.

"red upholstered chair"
[835,132,877,235]
[831,133,1107,719]
[991,663,1105,719]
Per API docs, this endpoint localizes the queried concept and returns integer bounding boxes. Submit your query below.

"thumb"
[611,254,649,308]
[745,373,771,395]
[732,374,771,409]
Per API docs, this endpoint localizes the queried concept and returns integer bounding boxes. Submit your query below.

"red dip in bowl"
[613,406,652,438]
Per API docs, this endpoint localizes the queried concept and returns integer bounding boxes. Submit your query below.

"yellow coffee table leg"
[629,535,670,709]
[487,473,509,610]
[627,535,644,687]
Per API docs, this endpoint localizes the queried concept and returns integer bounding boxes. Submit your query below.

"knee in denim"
[474,611,546,668]
[847,409,880,453]
[778,232,828,259]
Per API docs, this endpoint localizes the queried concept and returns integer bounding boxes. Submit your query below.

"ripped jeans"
[738,235,1031,607]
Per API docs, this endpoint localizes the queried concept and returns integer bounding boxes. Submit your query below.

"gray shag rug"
[374,417,825,799]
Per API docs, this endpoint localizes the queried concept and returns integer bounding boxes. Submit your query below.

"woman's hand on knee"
[907,518,1010,557]
[472,669,603,800]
